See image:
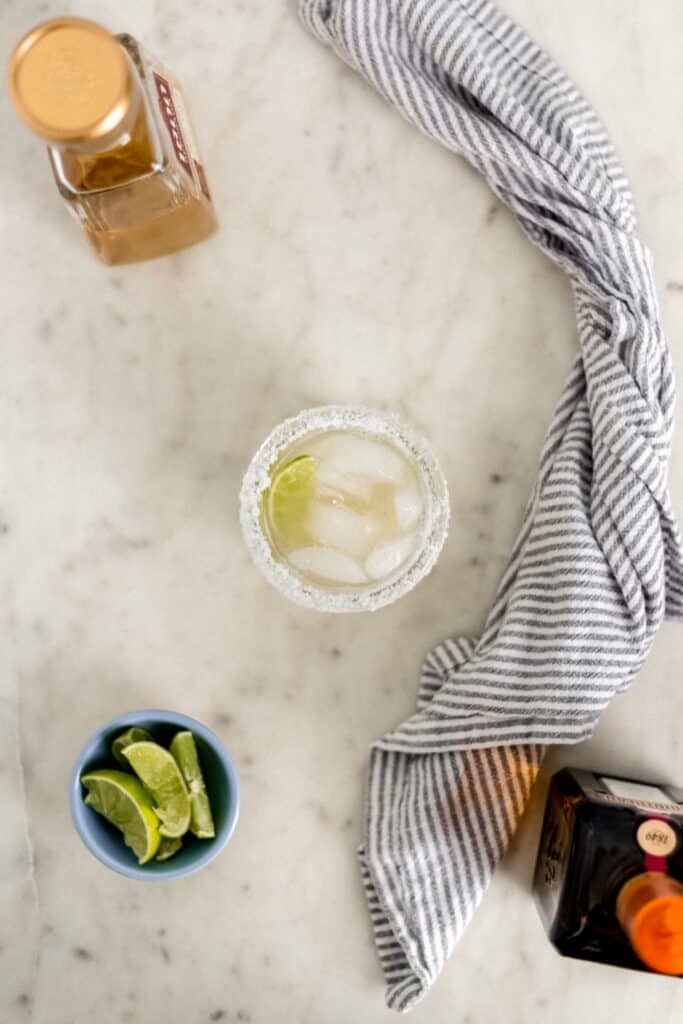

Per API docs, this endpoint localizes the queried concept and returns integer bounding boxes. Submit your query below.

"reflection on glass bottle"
[8,17,217,264]
[533,767,683,976]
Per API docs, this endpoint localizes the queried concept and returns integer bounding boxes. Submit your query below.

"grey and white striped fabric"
[301,0,683,1011]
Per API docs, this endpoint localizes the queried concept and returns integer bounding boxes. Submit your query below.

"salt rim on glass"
[239,405,450,612]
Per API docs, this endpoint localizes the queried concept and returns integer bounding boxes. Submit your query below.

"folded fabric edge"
[359,845,430,1012]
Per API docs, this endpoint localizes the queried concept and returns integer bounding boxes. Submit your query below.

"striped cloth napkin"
[300,0,683,1012]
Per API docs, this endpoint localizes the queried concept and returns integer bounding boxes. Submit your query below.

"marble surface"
[2,1,683,1022]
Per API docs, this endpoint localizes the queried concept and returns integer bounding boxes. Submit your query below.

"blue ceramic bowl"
[70,709,240,881]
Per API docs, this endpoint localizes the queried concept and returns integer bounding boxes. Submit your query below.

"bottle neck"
[617,872,683,975]
[48,52,158,196]
[50,68,144,157]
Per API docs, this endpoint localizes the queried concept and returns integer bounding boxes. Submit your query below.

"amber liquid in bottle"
[9,20,217,265]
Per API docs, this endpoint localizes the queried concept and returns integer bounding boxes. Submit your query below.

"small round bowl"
[70,709,240,881]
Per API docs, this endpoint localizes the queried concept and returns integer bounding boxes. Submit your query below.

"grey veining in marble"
[2,2,683,1022]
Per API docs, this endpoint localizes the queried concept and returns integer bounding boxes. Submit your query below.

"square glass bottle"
[534,767,683,976]
[9,17,217,264]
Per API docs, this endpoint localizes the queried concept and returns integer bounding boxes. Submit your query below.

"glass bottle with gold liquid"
[8,17,217,265]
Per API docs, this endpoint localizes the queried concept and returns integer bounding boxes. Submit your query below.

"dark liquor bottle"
[533,767,683,975]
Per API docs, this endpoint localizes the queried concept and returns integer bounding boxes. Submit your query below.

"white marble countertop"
[3,2,683,1022]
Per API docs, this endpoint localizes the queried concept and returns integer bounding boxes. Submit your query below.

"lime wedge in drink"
[263,454,315,550]
[169,731,215,839]
[122,741,191,838]
[155,836,183,862]
[81,769,161,865]
[111,727,154,766]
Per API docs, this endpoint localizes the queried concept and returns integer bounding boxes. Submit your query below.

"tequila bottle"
[534,767,683,975]
[8,17,217,264]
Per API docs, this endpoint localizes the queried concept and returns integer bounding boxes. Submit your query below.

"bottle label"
[152,71,210,202]
[636,819,678,857]
[153,72,195,183]
[600,775,682,812]
[533,787,573,931]
[168,84,212,202]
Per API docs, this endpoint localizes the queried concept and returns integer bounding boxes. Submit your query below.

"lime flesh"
[111,727,154,766]
[122,741,191,838]
[169,731,215,839]
[155,836,183,862]
[81,769,161,865]
[263,454,315,550]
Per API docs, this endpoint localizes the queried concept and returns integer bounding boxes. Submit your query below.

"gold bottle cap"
[8,17,131,143]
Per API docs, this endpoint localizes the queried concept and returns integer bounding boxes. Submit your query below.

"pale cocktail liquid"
[264,430,426,590]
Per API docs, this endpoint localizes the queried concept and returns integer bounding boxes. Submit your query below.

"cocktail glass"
[240,405,449,612]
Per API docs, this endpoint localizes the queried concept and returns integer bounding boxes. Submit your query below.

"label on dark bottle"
[533,786,573,933]
[636,819,678,857]
[600,775,683,812]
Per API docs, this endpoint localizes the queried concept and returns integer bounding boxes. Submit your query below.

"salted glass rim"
[239,405,450,613]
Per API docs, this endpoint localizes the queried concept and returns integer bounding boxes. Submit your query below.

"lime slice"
[263,454,315,549]
[170,731,215,839]
[122,741,191,838]
[155,836,183,862]
[111,727,154,766]
[81,769,161,865]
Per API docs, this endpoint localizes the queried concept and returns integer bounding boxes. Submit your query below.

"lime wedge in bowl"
[170,731,215,839]
[111,727,153,766]
[81,769,160,865]
[263,453,315,550]
[122,741,191,838]
[155,836,183,862]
